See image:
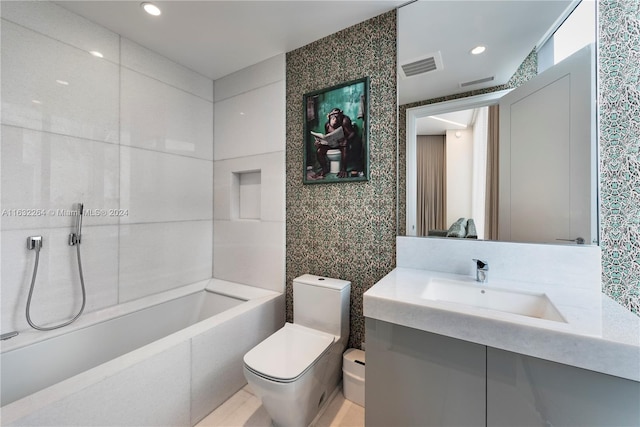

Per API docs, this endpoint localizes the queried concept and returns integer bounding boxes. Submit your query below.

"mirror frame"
[404,90,511,237]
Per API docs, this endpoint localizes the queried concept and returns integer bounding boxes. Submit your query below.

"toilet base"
[309,383,342,426]
[326,149,341,174]
[329,160,340,174]
[244,381,341,427]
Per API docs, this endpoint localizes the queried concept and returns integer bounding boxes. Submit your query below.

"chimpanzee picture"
[303,77,369,184]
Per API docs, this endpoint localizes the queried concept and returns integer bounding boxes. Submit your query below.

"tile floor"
[196,385,364,427]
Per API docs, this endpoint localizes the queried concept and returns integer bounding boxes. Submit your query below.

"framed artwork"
[303,77,370,184]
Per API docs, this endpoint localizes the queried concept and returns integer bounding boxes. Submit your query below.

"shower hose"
[25,240,87,331]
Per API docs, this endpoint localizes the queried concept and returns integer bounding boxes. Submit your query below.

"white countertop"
[364,267,640,382]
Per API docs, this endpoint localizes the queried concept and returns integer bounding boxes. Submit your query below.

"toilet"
[326,149,342,174]
[243,274,350,427]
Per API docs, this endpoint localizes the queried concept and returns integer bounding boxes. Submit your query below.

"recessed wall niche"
[232,170,261,220]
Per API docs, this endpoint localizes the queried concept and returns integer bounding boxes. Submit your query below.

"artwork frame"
[303,77,370,184]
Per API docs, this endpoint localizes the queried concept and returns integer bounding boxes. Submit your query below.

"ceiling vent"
[460,76,495,88]
[400,51,443,78]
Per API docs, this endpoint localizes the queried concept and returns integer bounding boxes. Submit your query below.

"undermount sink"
[421,278,567,323]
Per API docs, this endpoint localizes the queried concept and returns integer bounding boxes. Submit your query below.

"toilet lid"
[244,323,334,382]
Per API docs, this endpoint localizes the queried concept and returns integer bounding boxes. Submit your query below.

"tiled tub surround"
[1,1,216,333]
[213,54,286,293]
[0,279,284,426]
[364,237,640,382]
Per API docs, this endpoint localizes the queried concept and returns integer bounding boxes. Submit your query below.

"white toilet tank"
[293,274,350,343]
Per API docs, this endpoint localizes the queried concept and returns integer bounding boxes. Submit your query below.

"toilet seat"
[243,323,335,383]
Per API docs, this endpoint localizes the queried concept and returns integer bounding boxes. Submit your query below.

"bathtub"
[0,278,284,426]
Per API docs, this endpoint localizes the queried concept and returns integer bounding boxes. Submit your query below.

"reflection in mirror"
[398,0,597,245]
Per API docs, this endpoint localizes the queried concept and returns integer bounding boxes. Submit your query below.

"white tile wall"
[120,68,214,160]
[214,54,285,102]
[213,80,286,160]
[1,226,119,332]
[214,151,285,222]
[212,56,286,292]
[1,125,120,230]
[0,1,120,64]
[119,221,213,302]
[2,1,288,332]
[120,147,213,224]
[1,1,217,329]
[1,20,119,143]
[213,219,284,292]
[239,171,262,220]
[121,38,213,101]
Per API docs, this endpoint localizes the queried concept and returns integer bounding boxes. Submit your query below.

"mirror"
[397,0,598,245]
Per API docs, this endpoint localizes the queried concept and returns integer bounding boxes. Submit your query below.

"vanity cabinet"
[365,318,486,427]
[366,318,640,427]
[487,347,640,426]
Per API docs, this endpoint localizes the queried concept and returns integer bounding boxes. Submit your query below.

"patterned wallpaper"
[599,0,640,315]
[285,11,397,349]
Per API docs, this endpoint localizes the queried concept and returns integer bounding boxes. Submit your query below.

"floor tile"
[196,387,363,427]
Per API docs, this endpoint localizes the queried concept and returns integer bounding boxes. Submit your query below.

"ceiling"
[416,109,476,135]
[398,0,574,104]
[56,0,573,103]
[55,0,406,81]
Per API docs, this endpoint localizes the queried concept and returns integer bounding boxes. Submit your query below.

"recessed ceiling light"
[471,46,486,55]
[56,79,69,86]
[89,51,104,58]
[141,2,161,16]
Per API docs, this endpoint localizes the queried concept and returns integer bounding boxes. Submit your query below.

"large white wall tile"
[214,54,285,102]
[120,147,212,223]
[121,69,213,160]
[213,220,284,292]
[1,126,119,230]
[214,80,285,160]
[0,1,120,64]
[121,38,213,101]
[6,342,191,426]
[214,151,285,222]
[1,21,119,143]
[119,221,213,302]
[1,226,119,332]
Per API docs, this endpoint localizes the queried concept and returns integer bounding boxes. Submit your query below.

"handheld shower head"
[69,202,84,246]
[76,203,84,243]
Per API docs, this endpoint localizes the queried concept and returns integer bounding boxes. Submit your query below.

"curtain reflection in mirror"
[485,105,500,240]
[417,135,446,236]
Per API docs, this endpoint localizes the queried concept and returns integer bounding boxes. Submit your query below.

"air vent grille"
[400,52,443,78]
[402,57,437,76]
[460,76,495,88]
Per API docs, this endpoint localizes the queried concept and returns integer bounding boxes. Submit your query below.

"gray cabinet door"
[365,318,486,427]
[487,347,640,427]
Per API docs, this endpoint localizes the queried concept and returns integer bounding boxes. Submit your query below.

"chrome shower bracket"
[27,235,43,250]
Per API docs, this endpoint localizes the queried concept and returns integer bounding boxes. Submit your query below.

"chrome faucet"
[472,259,489,283]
